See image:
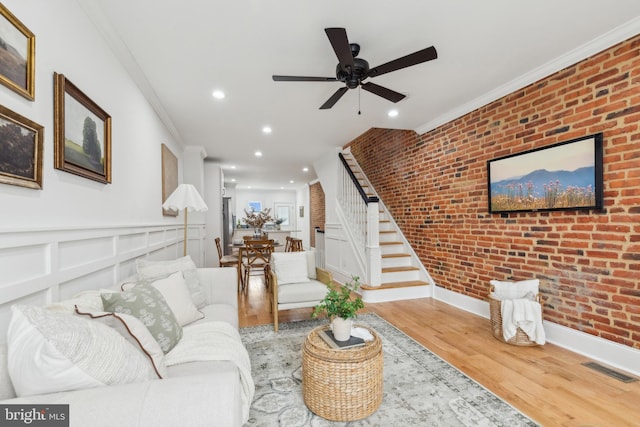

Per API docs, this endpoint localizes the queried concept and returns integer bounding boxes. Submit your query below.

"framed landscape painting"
[487,133,604,213]
[0,3,35,100]
[54,72,112,183]
[0,104,43,189]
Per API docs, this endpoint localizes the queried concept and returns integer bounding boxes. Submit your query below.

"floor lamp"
[162,184,209,256]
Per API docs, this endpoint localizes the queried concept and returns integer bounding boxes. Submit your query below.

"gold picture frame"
[54,72,112,183]
[0,104,43,189]
[161,143,178,216]
[0,3,35,100]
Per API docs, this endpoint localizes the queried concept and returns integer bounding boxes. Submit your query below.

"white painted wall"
[0,0,189,230]
[312,147,341,223]
[235,188,298,230]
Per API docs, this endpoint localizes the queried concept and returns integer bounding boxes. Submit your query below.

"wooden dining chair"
[285,236,303,252]
[215,237,238,268]
[241,238,274,292]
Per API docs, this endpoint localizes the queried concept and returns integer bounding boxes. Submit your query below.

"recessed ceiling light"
[289,180,294,184]
[262,126,272,134]
[247,186,252,189]
[280,187,284,190]
[254,151,262,157]
[230,165,236,169]
[388,109,399,118]
[231,178,236,182]
[302,167,309,172]
[212,90,225,99]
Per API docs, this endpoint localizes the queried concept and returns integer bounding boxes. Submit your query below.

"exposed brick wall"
[347,35,640,349]
[309,182,325,248]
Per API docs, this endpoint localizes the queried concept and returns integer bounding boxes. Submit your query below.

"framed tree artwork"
[0,104,43,189]
[53,72,112,183]
[0,3,35,100]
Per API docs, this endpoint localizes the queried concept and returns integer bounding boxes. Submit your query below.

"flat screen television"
[487,133,604,214]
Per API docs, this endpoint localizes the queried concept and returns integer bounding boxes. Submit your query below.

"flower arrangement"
[243,208,273,229]
[312,276,364,320]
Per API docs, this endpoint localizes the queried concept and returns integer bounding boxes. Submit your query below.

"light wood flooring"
[238,276,640,427]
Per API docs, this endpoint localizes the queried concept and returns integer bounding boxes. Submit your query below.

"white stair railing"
[337,153,381,286]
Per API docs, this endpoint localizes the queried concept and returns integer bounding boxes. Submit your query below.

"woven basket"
[302,325,383,421]
[489,289,541,346]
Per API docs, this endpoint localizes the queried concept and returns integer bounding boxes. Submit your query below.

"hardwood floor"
[238,276,640,427]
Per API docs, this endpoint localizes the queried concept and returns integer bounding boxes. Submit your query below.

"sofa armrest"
[196,268,238,310]
[1,373,242,427]
[315,267,333,285]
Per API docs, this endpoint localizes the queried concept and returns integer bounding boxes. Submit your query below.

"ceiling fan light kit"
[272,27,437,109]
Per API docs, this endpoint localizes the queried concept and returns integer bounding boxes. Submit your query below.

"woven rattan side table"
[302,325,383,421]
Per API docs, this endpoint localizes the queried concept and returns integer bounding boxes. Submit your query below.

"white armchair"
[269,251,332,331]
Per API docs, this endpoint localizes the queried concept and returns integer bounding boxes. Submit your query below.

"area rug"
[240,313,538,426]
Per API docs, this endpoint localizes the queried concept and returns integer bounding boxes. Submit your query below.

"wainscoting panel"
[0,223,206,344]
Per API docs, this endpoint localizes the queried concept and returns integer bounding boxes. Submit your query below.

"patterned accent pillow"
[135,256,207,308]
[101,284,183,354]
[7,305,156,397]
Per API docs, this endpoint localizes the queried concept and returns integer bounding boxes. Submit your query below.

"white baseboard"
[433,286,640,377]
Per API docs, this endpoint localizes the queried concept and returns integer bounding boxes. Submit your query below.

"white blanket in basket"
[165,321,255,423]
[501,298,546,345]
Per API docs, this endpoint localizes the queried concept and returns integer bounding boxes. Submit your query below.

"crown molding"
[76,0,184,146]
[415,17,640,136]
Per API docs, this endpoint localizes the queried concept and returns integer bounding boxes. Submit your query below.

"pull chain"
[358,86,361,115]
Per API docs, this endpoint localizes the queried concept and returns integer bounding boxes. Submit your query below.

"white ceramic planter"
[331,317,352,341]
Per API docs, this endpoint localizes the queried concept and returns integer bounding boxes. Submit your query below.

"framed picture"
[0,3,35,100]
[53,72,111,183]
[247,201,262,213]
[161,144,178,216]
[0,104,43,189]
[487,133,604,214]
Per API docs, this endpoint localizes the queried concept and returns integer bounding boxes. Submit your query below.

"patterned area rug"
[240,313,538,426]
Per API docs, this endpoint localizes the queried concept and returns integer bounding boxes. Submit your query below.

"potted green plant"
[312,276,364,341]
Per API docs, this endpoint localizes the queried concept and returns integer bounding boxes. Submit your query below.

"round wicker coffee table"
[302,325,383,421]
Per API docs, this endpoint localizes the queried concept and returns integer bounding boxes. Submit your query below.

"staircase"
[341,151,433,302]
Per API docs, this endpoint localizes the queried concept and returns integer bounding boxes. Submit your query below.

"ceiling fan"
[272,27,438,109]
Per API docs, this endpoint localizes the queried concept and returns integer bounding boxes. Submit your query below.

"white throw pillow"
[75,307,167,378]
[271,252,309,285]
[490,279,540,300]
[136,255,207,308]
[7,305,156,397]
[150,271,204,326]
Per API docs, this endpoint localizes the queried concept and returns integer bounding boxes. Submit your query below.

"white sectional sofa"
[0,260,253,427]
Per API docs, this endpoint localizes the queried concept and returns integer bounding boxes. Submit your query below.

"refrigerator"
[222,197,235,255]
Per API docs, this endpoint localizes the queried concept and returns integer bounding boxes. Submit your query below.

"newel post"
[366,201,381,287]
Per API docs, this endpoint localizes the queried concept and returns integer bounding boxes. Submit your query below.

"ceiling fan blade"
[319,87,349,109]
[367,46,437,78]
[325,28,355,72]
[272,75,338,82]
[361,82,406,103]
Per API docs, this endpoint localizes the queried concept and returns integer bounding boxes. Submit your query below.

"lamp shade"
[162,184,208,212]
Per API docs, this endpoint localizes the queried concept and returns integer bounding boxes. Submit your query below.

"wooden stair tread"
[382,266,419,273]
[360,280,430,290]
[380,230,395,234]
[380,241,403,246]
[382,253,410,258]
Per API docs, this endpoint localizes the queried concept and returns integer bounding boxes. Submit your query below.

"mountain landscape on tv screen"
[490,166,596,211]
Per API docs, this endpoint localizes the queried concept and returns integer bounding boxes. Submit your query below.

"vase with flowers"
[243,208,273,238]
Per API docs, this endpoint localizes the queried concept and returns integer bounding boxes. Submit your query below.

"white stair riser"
[382,270,420,283]
[379,222,393,232]
[379,232,398,242]
[382,257,412,269]
[380,244,404,255]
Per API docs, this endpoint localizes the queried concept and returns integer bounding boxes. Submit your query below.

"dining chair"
[215,237,239,268]
[241,238,274,292]
[285,236,303,252]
